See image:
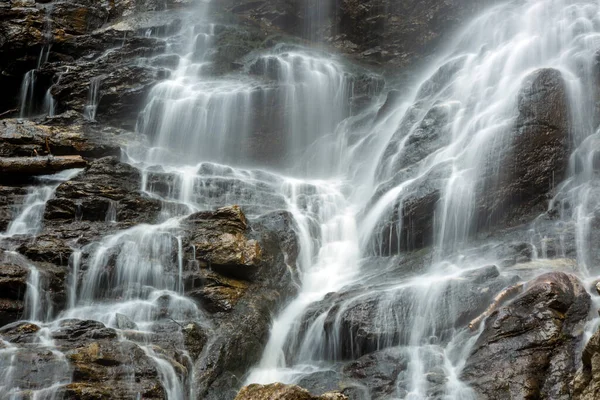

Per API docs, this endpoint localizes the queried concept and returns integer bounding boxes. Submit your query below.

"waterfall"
[3,169,82,237]
[4,0,600,398]
[17,4,54,119]
[245,0,600,397]
[83,76,105,122]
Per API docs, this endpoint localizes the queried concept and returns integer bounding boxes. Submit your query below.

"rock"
[44,156,162,225]
[0,319,174,399]
[182,322,209,360]
[115,312,137,330]
[0,155,86,178]
[295,261,517,362]
[192,210,299,399]
[476,68,571,230]
[0,184,28,231]
[235,383,347,400]
[574,326,600,400]
[461,272,591,400]
[0,263,28,326]
[341,346,447,399]
[0,119,127,158]
[184,206,262,280]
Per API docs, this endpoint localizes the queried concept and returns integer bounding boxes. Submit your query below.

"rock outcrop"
[235,383,347,400]
[574,327,600,400]
[461,272,591,399]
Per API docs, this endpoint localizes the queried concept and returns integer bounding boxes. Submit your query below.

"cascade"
[18,4,54,119]
[3,0,600,399]
[83,76,105,122]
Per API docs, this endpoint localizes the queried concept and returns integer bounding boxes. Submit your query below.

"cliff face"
[1,1,600,400]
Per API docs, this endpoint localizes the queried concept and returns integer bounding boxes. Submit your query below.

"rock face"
[0,320,171,399]
[235,383,347,400]
[188,208,301,400]
[476,68,571,230]
[574,327,600,400]
[0,263,28,326]
[461,272,591,400]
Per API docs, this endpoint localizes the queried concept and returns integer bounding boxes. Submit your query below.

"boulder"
[0,119,127,158]
[184,206,262,280]
[574,327,600,400]
[461,272,591,399]
[476,68,571,230]
[235,383,347,400]
[296,263,517,361]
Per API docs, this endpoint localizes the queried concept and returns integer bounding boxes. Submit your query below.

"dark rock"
[295,261,517,361]
[235,383,347,400]
[44,156,162,225]
[476,68,571,230]
[192,210,299,399]
[0,119,126,158]
[461,272,591,400]
[0,263,28,326]
[0,319,173,399]
[0,155,86,178]
[574,326,600,400]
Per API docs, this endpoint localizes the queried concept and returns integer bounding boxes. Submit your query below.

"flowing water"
[4,0,600,399]
[18,3,54,118]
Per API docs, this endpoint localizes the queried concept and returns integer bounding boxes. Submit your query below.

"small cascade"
[0,327,71,400]
[42,88,56,118]
[83,75,105,122]
[105,200,118,223]
[18,4,54,119]
[3,169,82,238]
[18,70,37,119]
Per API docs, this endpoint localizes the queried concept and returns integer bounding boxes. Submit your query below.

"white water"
[4,0,600,399]
[3,169,82,237]
[83,75,105,121]
[246,0,600,397]
[18,4,54,119]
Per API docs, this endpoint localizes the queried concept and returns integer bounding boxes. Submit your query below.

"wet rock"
[461,272,591,400]
[184,205,262,279]
[0,263,28,326]
[366,163,449,255]
[235,383,348,400]
[574,326,600,400]
[115,312,137,330]
[477,68,571,230]
[340,346,447,399]
[182,321,209,360]
[297,261,517,361]
[0,319,172,399]
[0,119,127,158]
[0,185,28,231]
[0,155,86,178]
[192,210,300,399]
[332,0,493,69]
[44,157,162,225]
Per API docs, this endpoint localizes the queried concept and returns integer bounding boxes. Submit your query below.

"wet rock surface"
[574,326,600,400]
[476,68,572,230]
[0,319,169,399]
[235,382,348,400]
[461,272,591,400]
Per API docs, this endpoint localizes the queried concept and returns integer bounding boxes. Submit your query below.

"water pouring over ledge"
[3,0,600,398]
